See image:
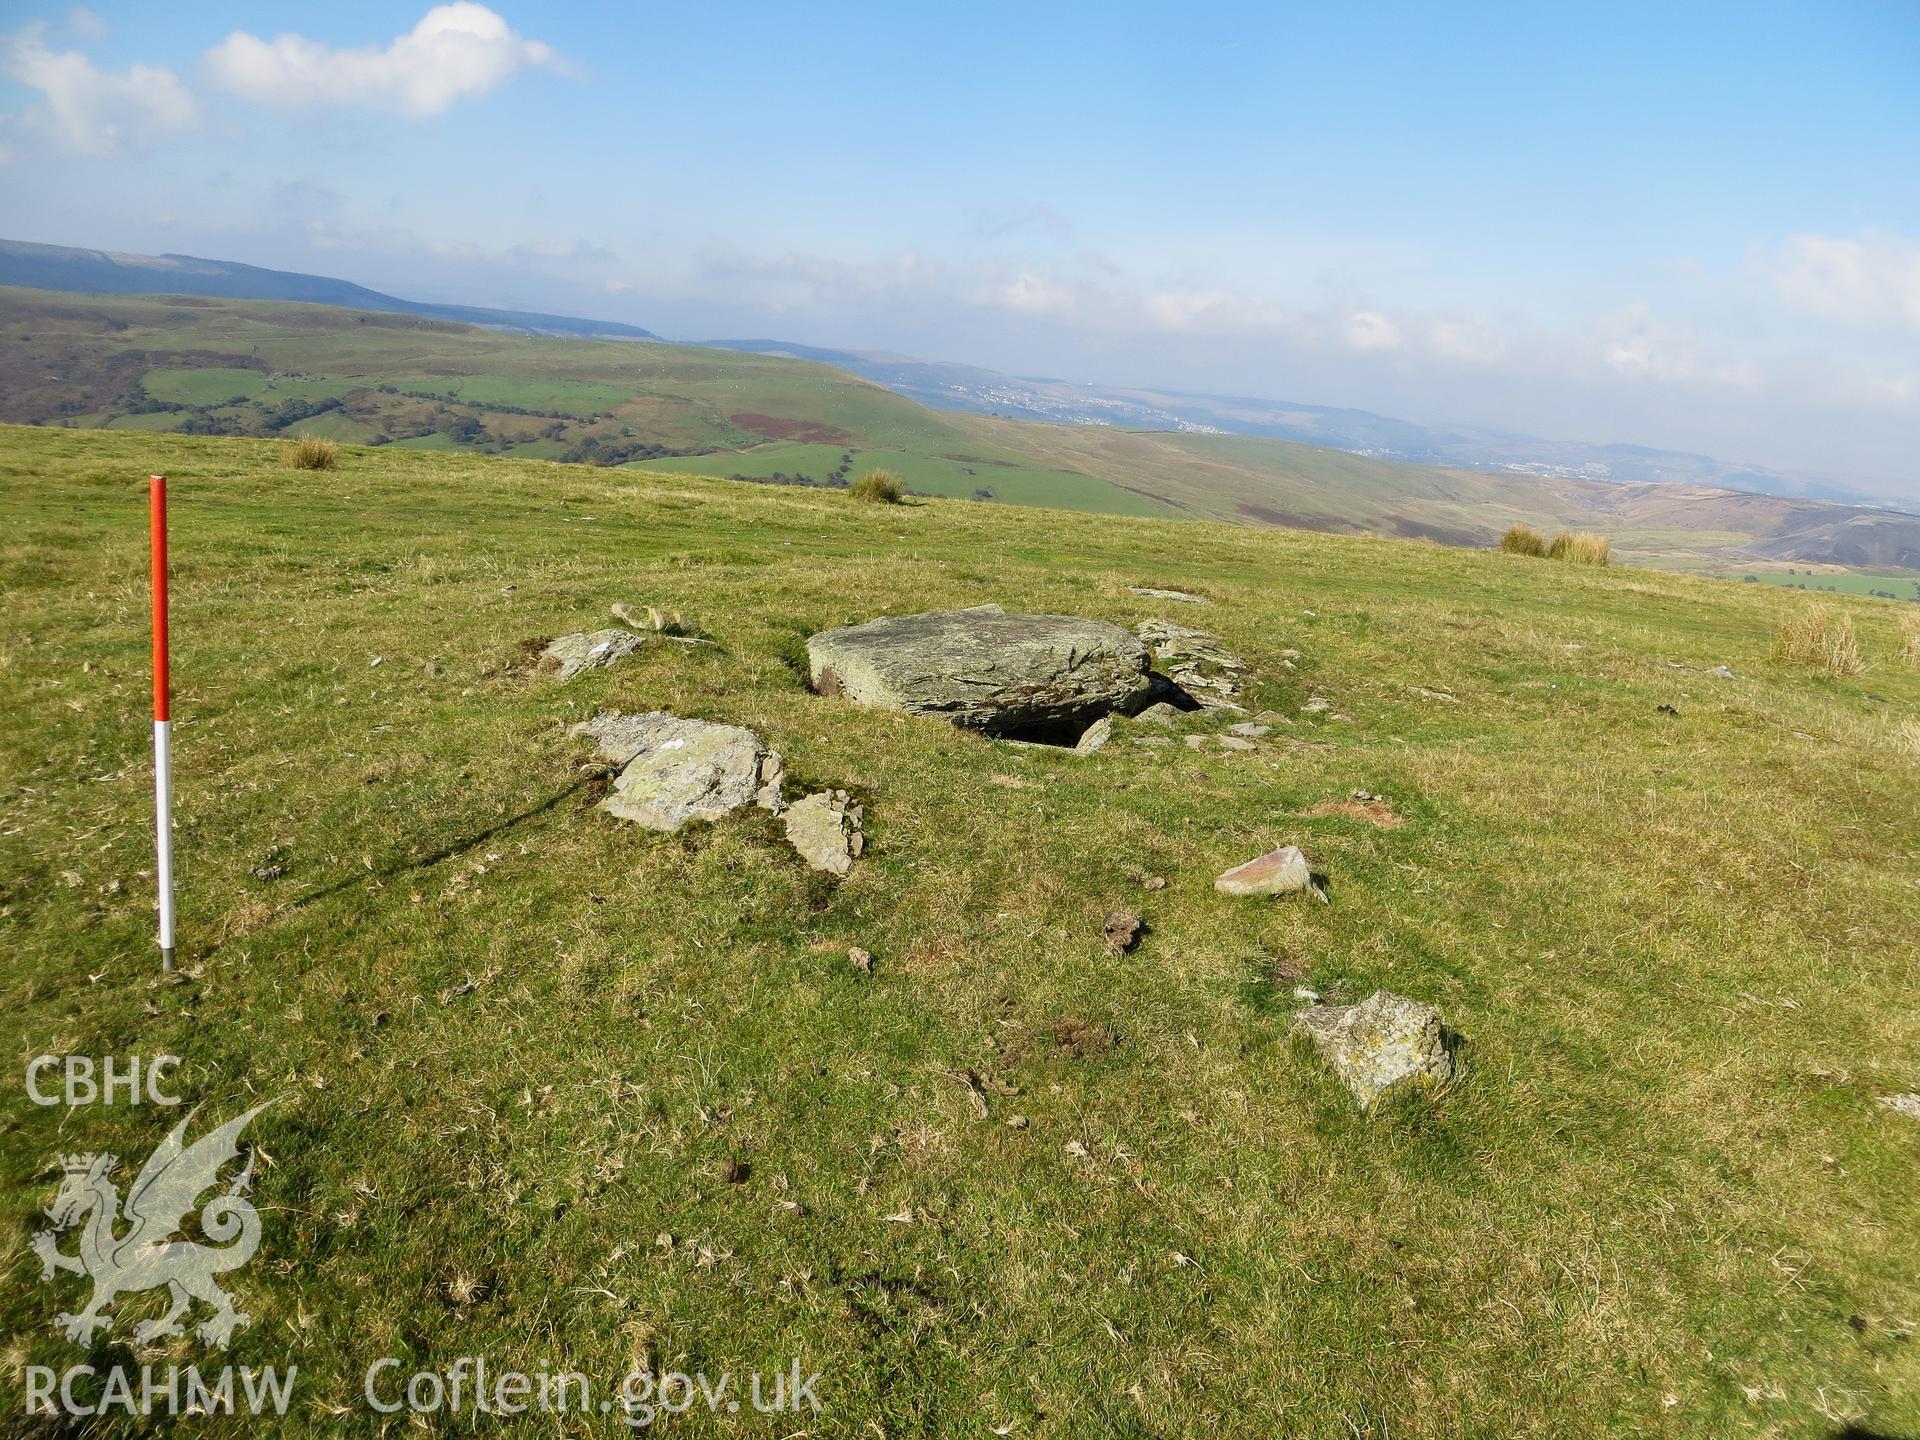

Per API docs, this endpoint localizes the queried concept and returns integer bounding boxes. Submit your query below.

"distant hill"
[705,341,1875,504]
[0,239,658,341]
[7,239,1892,505]
[3,285,1913,577]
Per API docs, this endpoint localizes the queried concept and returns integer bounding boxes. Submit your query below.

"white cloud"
[1344,309,1401,353]
[978,270,1079,315]
[65,8,108,40]
[0,24,196,156]
[1592,303,1759,388]
[204,3,560,120]
[1768,230,1920,334]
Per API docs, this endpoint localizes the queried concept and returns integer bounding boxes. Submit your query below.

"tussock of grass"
[1898,610,1920,668]
[1772,604,1864,676]
[1547,531,1610,566]
[849,468,905,504]
[283,435,339,470]
[1500,524,1548,557]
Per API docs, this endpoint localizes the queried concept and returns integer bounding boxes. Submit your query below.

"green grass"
[386,430,465,451]
[387,374,636,418]
[630,441,1176,515]
[1729,567,1920,600]
[2,425,1917,1436]
[138,366,270,405]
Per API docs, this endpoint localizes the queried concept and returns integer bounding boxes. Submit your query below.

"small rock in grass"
[1127,586,1213,605]
[1214,845,1312,897]
[1226,722,1272,737]
[1216,735,1257,751]
[1136,619,1249,709]
[1301,695,1331,714]
[1879,1093,1920,1121]
[1143,875,1167,891]
[1133,702,1187,726]
[848,946,874,973]
[1293,991,1452,1109]
[543,629,647,681]
[1184,734,1210,750]
[1710,664,1738,680]
[1074,715,1114,755]
[785,791,863,875]
[573,711,781,832]
[1103,909,1143,955]
[612,600,689,634]
[1130,736,1172,747]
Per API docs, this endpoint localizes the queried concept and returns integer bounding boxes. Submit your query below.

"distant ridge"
[0,238,658,342]
[4,237,1897,507]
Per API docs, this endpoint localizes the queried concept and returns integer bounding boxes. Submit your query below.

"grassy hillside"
[9,286,1914,580]
[3,426,1917,1436]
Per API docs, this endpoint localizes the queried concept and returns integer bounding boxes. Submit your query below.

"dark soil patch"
[729,412,853,445]
[1051,1017,1118,1059]
[1235,501,1351,532]
[1301,796,1405,828]
[1382,514,1485,548]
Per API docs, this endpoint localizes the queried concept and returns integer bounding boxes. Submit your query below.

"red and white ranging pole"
[149,474,175,972]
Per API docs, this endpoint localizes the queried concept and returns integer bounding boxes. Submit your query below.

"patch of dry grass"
[283,435,339,470]
[1897,609,1920,668]
[1500,524,1548,557]
[849,468,905,504]
[1773,604,1864,677]
[1548,531,1610,566]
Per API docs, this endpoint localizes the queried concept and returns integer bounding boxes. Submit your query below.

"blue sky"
[3,1,1917,497]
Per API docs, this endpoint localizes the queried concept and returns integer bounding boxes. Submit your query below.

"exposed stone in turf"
[1074,716,1115,754]
[1214,845,1312,896]
[543,628,648,681]
[807,606,1154,737]
[1133,701,1187,726]
[1878,1093,1920,1121]
[784,790,864,875]
[573,711,782,832]
[1135,618,1248,709]
[1127,586,1213,605]
[1293,991,1453,1109]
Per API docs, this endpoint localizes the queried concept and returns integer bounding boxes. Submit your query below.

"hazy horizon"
[3,1,1915,500]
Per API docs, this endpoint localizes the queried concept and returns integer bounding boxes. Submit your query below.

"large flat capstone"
[807,605,1154,736]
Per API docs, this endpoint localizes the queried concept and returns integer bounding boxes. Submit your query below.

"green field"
[388,373,637,418]
[138,366,272,406]
[1725,567,1920,600]
[2,425,1917,1436]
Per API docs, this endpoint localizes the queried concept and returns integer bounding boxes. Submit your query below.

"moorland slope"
[2,425,1917,1436]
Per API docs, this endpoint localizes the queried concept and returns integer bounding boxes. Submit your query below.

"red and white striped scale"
[149,474,175,971]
